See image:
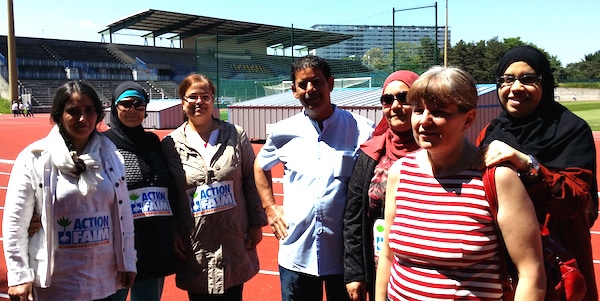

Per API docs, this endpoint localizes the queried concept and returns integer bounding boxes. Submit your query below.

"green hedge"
[0,98,10,114]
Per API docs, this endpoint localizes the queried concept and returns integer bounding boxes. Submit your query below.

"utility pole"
[6,0,18,104]
[444,0,448,66]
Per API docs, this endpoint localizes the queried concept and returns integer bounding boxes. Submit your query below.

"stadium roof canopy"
[99,9,353,49]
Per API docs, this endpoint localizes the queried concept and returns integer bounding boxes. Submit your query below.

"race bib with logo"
[186,180,237,217]
[56,211,111,249]
[373,218,385,258]
[128,187,173,219]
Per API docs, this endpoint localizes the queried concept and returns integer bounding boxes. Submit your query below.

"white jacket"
[2,131,136,288]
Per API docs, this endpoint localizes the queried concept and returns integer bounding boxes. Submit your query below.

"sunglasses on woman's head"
[380,92,408,106]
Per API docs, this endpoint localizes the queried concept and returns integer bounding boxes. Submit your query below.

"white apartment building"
[310,24,449,60]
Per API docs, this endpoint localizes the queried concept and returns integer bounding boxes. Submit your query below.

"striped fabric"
[387,152,503,300]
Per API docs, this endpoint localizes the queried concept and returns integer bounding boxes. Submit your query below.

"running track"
[1,114,600,300]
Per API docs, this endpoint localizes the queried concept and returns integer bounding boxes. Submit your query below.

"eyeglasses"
[118,99,146,111]
[497,74,542,86]
[380,92,409,106]
[184,94,213,103]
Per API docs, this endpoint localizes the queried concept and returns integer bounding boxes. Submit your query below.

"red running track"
[0,114,283,300]
[1,114,600,300]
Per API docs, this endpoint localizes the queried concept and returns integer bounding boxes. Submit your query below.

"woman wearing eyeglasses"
[343,70,419,301]
[103,81,177,301]
[473,46,598,300]
[3,81,137,301]
[161,74,267,301]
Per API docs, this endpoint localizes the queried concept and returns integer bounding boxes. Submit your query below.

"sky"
[0,0,598,66]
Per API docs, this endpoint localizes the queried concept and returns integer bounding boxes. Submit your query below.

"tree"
[390,42,430,74]
[361,36,598,82]
[564,51,600,81]
[446,37,571,84]
[418,37,438,67]
[362,48,389,71]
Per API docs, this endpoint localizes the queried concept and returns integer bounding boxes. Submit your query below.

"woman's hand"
[473,140,529,171]
[346,281,366,301]
[117,271,136,288]
[245,227,263,250]
[265,204,289,240]
[8,282,33,301]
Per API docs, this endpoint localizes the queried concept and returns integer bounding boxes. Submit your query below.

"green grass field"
[560,101,600,131]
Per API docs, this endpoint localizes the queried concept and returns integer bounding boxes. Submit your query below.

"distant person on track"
[25,102,34,117]
[104,81,177,301]
[473,45,598,300]
[11,101,19,117]
[3,81,137,301]
[343,70,419,301]
[18,102,25,117]
[162,74,267,301]
[253,55,374,301]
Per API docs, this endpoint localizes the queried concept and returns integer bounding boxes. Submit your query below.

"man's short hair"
[290,55,332,83]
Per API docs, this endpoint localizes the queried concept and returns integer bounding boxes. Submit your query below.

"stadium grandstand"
[0,9,380,112]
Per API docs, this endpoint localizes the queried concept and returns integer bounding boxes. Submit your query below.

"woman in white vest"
[3,81,137,301]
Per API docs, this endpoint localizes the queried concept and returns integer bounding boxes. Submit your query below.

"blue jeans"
[112,277,164,301]
[279,265,350,301]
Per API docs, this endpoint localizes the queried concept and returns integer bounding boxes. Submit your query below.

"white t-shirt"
[35,168,120,300]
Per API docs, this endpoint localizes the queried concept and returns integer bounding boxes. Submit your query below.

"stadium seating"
[0,35,374,110]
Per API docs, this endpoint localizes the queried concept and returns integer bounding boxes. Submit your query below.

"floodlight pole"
[392,7,395,71]
[392,3,438,71]
[6,0,18,104]
[215,34,219,100]
[291,24,294,59]
[444,0,448,66]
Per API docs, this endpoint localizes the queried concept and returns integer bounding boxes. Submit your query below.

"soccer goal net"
[262,77,372,96]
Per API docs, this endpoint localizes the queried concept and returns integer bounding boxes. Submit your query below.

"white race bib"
[128,187,173,219]
[56,211,111,249]
[373,218,385,258]
[186,180,237,217]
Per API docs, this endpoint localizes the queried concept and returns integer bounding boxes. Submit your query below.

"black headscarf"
[483,48,599,297]
[104,81,159,153]
[481,46,596,172]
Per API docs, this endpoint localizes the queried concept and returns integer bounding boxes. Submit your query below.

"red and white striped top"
[388,151,503,300]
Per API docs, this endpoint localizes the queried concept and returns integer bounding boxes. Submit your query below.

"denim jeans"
[279,265,350,301]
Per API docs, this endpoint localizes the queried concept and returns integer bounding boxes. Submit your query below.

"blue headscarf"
[105,81,157,153]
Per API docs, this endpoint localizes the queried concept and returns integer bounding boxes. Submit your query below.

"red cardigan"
[476,125,598,301]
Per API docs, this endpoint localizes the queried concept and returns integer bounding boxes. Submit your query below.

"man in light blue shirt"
[254,55,374,301]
